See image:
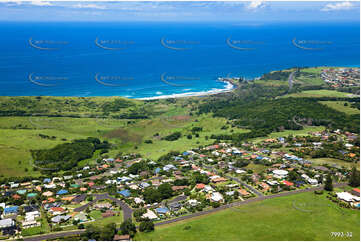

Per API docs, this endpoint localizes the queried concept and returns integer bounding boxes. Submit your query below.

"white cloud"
[30,1,52,6]
[71,4,107,10]
[321,1,354,11]
[246,0,265,10]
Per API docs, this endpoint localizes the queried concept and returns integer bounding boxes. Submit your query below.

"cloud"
[246,0,265,10]
[71,3,107,10]
[321,1,354,11]
[30,1,52,6]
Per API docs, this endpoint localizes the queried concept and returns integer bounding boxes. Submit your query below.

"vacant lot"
[134,191,360,241]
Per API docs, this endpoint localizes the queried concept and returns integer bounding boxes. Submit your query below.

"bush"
[139,220,154,232]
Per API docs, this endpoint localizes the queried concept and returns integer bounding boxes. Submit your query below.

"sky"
[0,1,359,22]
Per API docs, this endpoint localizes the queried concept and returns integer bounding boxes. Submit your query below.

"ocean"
[0,21,359,99]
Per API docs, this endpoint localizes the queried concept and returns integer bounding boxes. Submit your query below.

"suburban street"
[23,182,347,240]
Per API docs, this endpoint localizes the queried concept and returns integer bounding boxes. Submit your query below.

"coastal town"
[0,128,359,240]
[321,68,360,88]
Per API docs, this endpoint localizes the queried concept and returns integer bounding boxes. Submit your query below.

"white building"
[211,192,224,202]
[142,210,158,220]
[272,169,289,179]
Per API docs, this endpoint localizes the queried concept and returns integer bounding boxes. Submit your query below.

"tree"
[324,173,333,191]
[119,219,136,237]
[349,167,360,187]
[139,219,154,232]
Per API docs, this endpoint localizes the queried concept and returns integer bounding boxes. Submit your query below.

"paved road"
[154,182,348,227]
[23,229,86,241]
[74,193,133,221]
[288,71,295,91]
[201,164,264,197]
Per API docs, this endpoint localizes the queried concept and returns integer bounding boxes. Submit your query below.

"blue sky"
[0,1,359,22]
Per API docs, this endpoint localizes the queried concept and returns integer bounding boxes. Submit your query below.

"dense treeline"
[30,137,110,170]
[202,96,359,143]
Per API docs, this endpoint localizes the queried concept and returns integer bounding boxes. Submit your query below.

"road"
[288,71,295,91]
[74,193,133,221]
[23,182,347,240]
[23,229,86,241]
[201,164,264,197]
[154,182,347,227]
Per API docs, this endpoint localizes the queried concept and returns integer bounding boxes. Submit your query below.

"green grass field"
[134,191,360,241]
[319,101,360,115]
[309,157,360,170]
[283,90,354,98]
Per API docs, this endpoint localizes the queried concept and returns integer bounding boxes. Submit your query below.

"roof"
[155,207,169,214]
[0,219,15,229]
[196,183,205,189]
[4,206,18,214]
[118,189,131,197]
[282,180,294,186]
[57,189,68,195]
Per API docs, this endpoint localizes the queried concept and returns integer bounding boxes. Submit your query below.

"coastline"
[137,80,236,100]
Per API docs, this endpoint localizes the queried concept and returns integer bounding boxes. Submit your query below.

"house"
[113,234,130,241]
[272,170,288,179]
[22,220,40,229]
[134,197,145,204]
[42,191,54,197]
[238,189,250,197]
[351,188,360,197]
[94,203,112,210]
[155,207,169,215]
[211,177,227,183]
[50,207,65,215]
[74,212,87,222]
[72,194,87,204]
[202,185,213,193]
[172,186,188,191]
[142,209,158,220]
[56,189,68,195]
[3,206,18,216]
[0,218,15,235]
[282,180,294,187]
[102,210,116,218]
[307,178,318,186]
[118,189,131,198]
[188,199,199,207]
[139,182,150,189]
[210,192,224,202]
[258,182,270,191]
[51,215,71,223]
[0,218,15,229]
[195,183,205,190]
[169,202,182,211]
[336,192,360,203]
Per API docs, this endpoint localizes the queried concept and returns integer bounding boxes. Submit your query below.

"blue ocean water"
[0,21,359,99]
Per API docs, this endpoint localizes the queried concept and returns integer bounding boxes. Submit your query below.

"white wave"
[137,81,235,100]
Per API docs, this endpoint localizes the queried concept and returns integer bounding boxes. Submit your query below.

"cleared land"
[134,191,360,241]
[283,90,353,98]
[319,101,360,115]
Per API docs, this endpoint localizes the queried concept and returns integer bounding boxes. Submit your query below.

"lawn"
[134,191,360,241]
[319,101,360,115]
[309,157,360,170]
[252,126,325,143]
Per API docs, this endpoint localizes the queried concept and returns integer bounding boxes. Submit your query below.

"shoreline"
[137,80,237,100]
